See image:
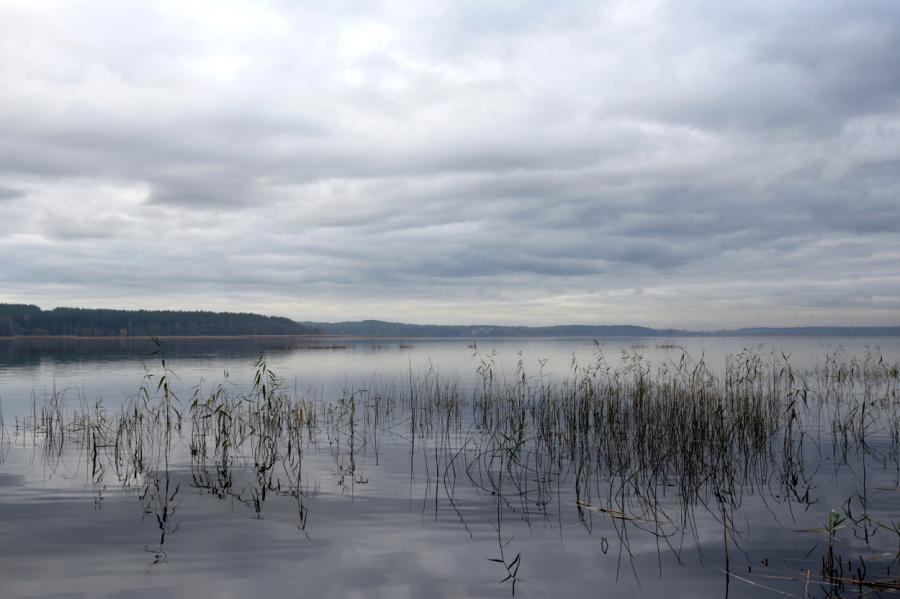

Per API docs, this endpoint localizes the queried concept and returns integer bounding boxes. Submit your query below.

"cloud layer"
[2,0,899,328]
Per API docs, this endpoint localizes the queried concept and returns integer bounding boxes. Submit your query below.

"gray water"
[3,336,897,416]
[1,336,899,598]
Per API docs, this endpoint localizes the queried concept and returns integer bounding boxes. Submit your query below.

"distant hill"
[307,321,900,338]
[304,320,687,338]
[723,327,900,337]
[2,304,898,338]
[0,304,317,337]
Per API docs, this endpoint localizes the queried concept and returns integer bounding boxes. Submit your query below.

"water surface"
[1,336,898,598]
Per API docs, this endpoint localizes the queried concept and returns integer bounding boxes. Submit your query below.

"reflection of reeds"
[13,347,900,595]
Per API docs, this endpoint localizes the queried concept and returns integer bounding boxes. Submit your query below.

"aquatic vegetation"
[4,345,900,596]
[0,400,8,465]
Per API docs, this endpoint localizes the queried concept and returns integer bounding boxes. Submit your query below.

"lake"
[1,336,899,598]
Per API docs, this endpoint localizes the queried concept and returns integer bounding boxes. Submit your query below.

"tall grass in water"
[10,346,900,595]
[0,398,9,465]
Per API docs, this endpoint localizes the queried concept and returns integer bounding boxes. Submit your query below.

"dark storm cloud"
[1,0,899,327]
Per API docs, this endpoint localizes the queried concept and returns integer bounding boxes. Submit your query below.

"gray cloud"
[0,0,899,328]
[0,185,24,201]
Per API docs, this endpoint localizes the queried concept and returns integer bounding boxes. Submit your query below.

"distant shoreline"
[0,334,443,341]
[0,334,339,341]
[3,304,899,338]
[3,331,900,341]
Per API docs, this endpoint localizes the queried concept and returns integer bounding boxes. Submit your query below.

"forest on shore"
[3,304,898,338]
[0,304,316,337]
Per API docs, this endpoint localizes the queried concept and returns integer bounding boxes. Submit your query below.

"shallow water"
[2,335,898,415]
[1,337,899,598]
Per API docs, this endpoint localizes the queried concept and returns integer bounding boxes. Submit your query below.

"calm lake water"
[1,336,899,598]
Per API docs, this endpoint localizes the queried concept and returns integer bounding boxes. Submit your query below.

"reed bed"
[5,345,900,596]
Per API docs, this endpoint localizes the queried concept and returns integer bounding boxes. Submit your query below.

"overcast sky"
[1,0,899,328]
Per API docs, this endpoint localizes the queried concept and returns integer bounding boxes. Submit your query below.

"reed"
[9,345,900,595]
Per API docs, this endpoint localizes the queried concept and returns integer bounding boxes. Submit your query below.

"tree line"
[0,304,317,337]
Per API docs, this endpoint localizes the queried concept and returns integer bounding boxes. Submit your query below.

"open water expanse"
[1,336,899,598]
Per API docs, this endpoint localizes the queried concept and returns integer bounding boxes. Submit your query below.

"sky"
[1,0,899,329]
